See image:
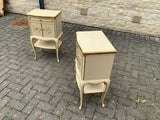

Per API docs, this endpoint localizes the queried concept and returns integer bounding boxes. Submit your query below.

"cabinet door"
[42,21,55,38]
[29,20,42,37]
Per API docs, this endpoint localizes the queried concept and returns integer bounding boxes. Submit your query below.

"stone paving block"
[71,114,86,120]
[33,84,49,93]
[0,81,10,91]
[0,106,11,120]
[45,77,55,87]
[21,90,37,104]
[0,96,10,110]
[7,90,24,100]
[7,82,23,91]
[61,111,73,120]
[0,88,11,99]
[127,107,146,120]
[0,74,10,84]
[47,84,60,96]
[7,75,22,84]
[63,93,79,104]
[39,111,58,120]
[8,99,26,111]
[22,98,39,114]
[4,108,27,120]
[31,77,46,85]
[53,100,68,116]
[37,101,55,113]
[20,76,33,86]
[59,85,75,95]
[25,108,42,120]
[35,92,52,102]
[21,81,35,94]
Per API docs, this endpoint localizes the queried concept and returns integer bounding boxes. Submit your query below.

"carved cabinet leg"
[30,38,37,60]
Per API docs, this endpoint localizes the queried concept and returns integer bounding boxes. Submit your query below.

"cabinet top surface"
[76,31,117,54]
[26,9,61,17]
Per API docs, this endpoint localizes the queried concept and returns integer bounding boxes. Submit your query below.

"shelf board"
[34,40,62,49]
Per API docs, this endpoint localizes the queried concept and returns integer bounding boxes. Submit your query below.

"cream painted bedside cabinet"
[27,9,63,62]
[75,31,117,109]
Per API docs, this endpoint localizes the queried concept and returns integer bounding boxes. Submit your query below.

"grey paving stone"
[7,90,24,100]
[39,111,58,120]
[53,100,68,116]
[0,88,11,99]
[61,111,73,120]
[35,92,52,102]
[21,81,35,94]
[0,107,11,120]
[22,98,39,114]
[47,84,60,96]
[21,90,37,104]
[37,101,55,113]
[8,99,26,111]
[33,84,49,93]
[0,81,10,91]
[25,108,42,120]
[0,96,10,110]
[7,83,23,91]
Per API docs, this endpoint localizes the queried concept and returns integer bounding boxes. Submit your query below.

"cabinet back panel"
[84,53,115,80]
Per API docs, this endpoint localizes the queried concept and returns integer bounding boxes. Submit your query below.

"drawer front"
[29,16,53,22]
[29,16,41,22]
[29,22,42,37]
[76,44,83,76]
[41,17,53,22]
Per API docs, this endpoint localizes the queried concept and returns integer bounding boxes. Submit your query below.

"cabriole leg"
[101,81,110,107]
[30,37,37,60]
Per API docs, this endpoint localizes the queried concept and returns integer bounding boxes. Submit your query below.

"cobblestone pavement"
[0,13,160,120]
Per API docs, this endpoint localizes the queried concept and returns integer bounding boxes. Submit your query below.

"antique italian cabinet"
[27,9,63,62]
[75,31,117,109]
[0,0,4,16]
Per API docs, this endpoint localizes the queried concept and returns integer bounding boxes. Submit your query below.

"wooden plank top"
[26,9,61,18]
[76,31,117,54]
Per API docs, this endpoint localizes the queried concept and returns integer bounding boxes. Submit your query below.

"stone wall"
[4,0,160,36]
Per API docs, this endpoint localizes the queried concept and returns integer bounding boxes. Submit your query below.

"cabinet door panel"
[42,22,55,38]
[30,22,42,37]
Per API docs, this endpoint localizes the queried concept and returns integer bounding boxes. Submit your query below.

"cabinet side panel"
[76,43,84,79]
[84,53,115,80]
[55,14,62,37]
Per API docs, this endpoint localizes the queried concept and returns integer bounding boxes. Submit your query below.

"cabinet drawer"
[41,18,53,22]
[30,17,41,21]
